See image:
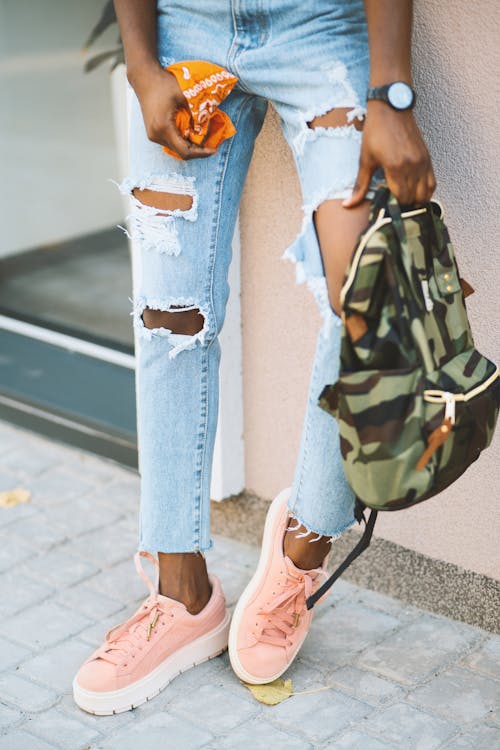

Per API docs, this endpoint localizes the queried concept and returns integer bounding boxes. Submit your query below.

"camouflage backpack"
[307,187,499,609]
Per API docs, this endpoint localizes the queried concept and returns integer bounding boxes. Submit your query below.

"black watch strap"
[367,84,390,100]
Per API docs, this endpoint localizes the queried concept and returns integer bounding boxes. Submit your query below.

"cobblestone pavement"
[0,419,499,750]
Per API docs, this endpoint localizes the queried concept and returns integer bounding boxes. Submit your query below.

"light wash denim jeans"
[116,0,379,553]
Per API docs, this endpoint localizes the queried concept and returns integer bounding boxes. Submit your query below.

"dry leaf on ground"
[243,678,293,705]
[0,488,31,508]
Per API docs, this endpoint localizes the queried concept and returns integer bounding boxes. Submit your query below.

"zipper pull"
[421,278,434,312]
[416,417,453,471]
[443,392,456,425]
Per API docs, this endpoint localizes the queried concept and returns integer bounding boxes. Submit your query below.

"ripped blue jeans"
[117,0,380,553]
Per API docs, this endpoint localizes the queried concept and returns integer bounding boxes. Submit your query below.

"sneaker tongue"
[284,555,321,577]
[156,592,188,612]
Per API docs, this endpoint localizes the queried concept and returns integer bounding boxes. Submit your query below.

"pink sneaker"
[228,488,329,684]
[73,551,230,715]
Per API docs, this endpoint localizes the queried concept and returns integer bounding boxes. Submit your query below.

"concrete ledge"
[211,491,500,634]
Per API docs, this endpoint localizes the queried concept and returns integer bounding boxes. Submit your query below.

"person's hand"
[343,100,436,207]
[130,64,216,160]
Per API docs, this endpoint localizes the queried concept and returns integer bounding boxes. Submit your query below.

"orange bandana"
[163,61,238,159]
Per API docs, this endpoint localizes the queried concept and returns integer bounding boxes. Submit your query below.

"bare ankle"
[283,518,332,570]
[158,551,212,614]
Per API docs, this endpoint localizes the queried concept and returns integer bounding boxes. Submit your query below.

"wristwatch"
[367,81,416,111]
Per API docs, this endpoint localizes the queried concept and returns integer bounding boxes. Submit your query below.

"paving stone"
[89,477,140,515]
[269,684,372,743]
[460,636,500,680]
[443,723,500,749]
[64,453,129,486]
[362,701,458,749]
[0,500,40,529]
[133,652,228,713]
[96,712,213,750]
[8,516,69,551]
[281,656,331,691]
[0,469,26,490]
[299,601,401,669]
[0,533,36,573]
[356,614,481,685]
[209,560,253,607]
[67,519,137,567]
[309,578,361,615]
[407,666,500,723]
[0,423,32,455]
[78,604,135,648]
[205,535,260,568]
[1,442,63,479]
[330,730,399,749]
[0,674,58,712]
[217,720,313,750]
[57,694,136,735]
[19,549,99,589]
[1,418,499,750]
[29,467,94,507]
[54,583,124,623]
[327,665,406,707]
[24,708,102,750]
[85,558,150,603]
[169,683,258,732]
[0,636,32,670]
[0,601,91,650]
[19,639,91,694]
[0,571,54,618]
[41,496,123,538]
[187,656,266,709]
[0,702,22,730]
[0,730,57,750]
[351,587,421,623]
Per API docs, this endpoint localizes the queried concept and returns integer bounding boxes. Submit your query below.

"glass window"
[0,0,131,348]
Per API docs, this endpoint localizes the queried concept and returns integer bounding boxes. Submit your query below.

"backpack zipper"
[423,367,500,410]
[416,368,499,470]
[341,200,445,307]
[340,206,428,306]
[420,278,434,312]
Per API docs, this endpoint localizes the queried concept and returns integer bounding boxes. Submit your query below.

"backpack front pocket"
[422,350,500,492]
[321,366,433,509]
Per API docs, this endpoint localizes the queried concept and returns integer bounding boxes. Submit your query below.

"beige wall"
[239,0,499,580]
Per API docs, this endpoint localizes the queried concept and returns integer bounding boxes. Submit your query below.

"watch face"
[387,82,414,110]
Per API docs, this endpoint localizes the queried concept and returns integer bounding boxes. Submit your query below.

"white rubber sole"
[73,610,231,715]
[228,487,303,685]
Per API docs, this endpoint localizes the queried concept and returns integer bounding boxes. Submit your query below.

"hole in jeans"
[132,188,193,212]
[142,306,205,335]
[307,107,365,132]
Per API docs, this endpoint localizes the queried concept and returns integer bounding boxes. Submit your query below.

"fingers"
[385,167,414,206]
[386,156,436,206]
[146,105,217,160]
[342,154,374,208]
[164,118,216,160]
[150,122,217,160]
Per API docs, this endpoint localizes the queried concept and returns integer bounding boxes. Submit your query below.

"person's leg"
[73,12,269,704]
[283,111,372,571]
[228,0,383,683]
[273,14,382,561]
[122,83,267,609]
[73,86,267,712]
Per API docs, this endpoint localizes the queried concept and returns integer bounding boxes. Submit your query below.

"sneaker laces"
[253,563,327,648]
[93,551,176,667]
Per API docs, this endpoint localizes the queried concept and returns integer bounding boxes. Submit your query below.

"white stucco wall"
[240,0,500,579]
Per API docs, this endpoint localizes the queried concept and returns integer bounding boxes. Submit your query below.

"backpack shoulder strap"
[305,501,378,610]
